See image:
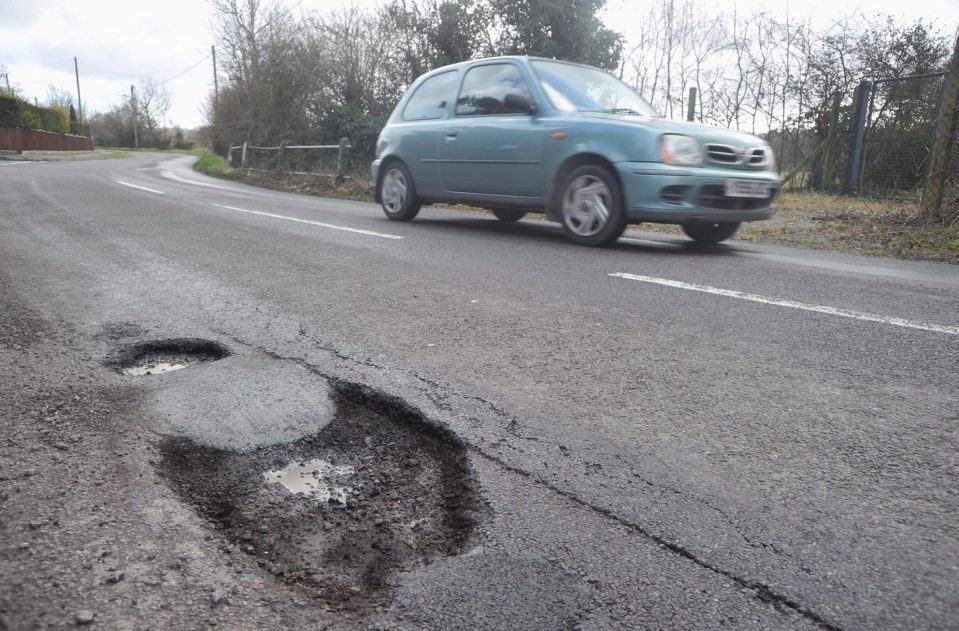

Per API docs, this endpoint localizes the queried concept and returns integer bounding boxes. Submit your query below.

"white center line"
[212,204,403,239]
[610,272,959,336]
[116,180,165,194]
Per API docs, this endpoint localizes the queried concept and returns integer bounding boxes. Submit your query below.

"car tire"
[558,165,627,247]
[491,208,527,222]
[378,162,421,221]
[681,221,740,244]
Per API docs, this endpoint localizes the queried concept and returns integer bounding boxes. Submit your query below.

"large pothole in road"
[107,338,230,376]
[157,382,484,614]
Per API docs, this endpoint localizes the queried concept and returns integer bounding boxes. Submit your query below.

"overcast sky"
[1,0,956,128]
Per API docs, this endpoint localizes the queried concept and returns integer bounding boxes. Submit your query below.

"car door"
[391,70,459,198]
[438,62,545,198]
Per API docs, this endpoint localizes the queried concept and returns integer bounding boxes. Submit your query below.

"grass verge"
[191,151,231,177]
[639,193,958,263]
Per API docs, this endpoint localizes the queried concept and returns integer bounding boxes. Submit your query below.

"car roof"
[425,55,596,76]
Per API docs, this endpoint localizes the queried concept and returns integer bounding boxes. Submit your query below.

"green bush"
[0,92,85,135]
[39,105,70,134]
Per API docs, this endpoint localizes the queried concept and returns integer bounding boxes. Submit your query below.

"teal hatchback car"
[372,56,781,247]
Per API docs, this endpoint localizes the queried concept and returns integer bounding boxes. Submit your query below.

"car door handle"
[446,130,458,138]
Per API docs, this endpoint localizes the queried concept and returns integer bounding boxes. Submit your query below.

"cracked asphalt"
[1,152,957,630]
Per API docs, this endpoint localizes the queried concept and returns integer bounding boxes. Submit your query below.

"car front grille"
[747,148,766,165]
[705,144,767,167]
[697,185,779,211]
[705,144,739,163]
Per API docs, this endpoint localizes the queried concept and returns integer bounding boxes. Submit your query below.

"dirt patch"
[156,382,484,615]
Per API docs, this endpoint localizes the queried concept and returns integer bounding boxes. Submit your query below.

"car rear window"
[402,71,457,121]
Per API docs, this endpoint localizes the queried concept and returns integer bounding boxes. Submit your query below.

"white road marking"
[161,170,238,191]
[609,272,959,336]
[212,204,403,239]
[0,161,43,166]
[116,180,165,195]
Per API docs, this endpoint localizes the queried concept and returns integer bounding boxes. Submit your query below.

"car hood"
[571,112,769,148]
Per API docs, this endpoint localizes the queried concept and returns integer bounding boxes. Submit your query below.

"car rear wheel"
[379,162,421,221]
[559,165,627,247]
[491,208,526,222]
[681,221,740,244]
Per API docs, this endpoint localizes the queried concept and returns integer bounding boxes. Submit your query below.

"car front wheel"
[378,162,421,221]
[558,165,627,247]
[681,221,740,244]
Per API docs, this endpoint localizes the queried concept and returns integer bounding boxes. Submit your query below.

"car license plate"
[725,179,771,198]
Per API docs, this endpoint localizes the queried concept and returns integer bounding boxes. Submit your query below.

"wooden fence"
[0,127,93,152]
[227,138,351,182]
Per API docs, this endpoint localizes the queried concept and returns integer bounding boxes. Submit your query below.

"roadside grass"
[197,164,959,263]
[19,149,128,160]
[727,193,955,263]
[217,168,376,201]
[95,150,129,159]
[192,151,232,177]
[97,146,206,155]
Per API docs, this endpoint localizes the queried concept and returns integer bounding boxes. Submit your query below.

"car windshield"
[531,60,660,117]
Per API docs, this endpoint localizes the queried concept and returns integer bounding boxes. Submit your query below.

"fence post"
[226,146,233,167]
[335,137,349,184]
[240,141,248,169]
[921,33,959,222]
[821,92,843,193]
[843,80,872,195]
[278,141,287,171]
[686,87,697,122]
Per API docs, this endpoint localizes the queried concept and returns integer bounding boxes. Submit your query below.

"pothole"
[107,338,230,376]
[156,381,484,614]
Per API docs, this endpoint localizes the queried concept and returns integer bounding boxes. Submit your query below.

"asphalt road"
[1,152,956,630]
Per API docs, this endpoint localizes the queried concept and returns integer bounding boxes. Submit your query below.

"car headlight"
[659,134,703,166]
[762,146,777,171]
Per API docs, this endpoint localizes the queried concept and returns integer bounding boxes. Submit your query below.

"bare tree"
[137,78,174,145]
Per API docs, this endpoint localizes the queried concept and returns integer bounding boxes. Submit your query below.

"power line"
[105,56,211,80]
[151,55,211,87]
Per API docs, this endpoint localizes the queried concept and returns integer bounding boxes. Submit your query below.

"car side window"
[455,64,532,117]
[402,71,457,121]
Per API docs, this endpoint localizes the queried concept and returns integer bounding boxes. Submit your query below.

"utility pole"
[211,45,219,103]
[2,72,9,91]
[130,84,139,149]
[74,57,83,125]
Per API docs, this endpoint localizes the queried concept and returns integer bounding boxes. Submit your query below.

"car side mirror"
[504,92,537,115]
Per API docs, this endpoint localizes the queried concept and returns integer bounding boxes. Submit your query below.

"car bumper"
[614,162,782,223]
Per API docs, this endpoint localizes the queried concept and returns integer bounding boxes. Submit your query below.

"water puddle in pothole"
[122,359,190,376]
[263,459,355,504]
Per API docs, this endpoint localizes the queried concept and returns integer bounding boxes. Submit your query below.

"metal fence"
[759,70,955,218]
[0,126,93,152]
[846,72,948,200]
[227,138,351,182]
